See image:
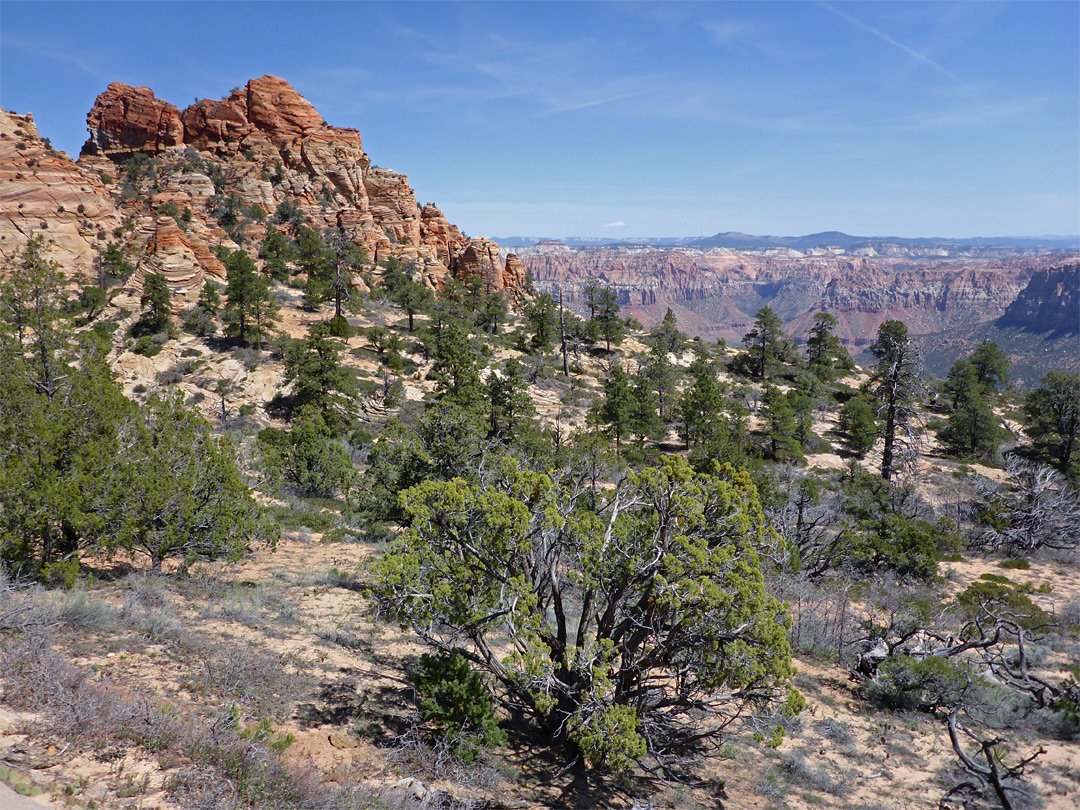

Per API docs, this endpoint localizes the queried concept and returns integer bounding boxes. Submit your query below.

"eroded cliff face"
[521,247,1072,346]
[998,263,1079,334]
[73,76,525,297]
[0,108,121,277]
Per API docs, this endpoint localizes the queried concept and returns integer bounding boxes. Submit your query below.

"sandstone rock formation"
[76,76,522,296]
[84,84,184,156]
[128,217,226,301]
[451,237,528,294]
[0,108,121,276]
[520,247,1070,346]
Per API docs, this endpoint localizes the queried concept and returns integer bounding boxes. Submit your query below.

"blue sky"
[2,1,1077,238]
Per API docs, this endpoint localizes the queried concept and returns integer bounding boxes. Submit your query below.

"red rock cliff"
[78,76,524,296]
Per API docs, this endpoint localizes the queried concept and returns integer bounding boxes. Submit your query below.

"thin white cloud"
[604,221,627,228]
[818,2,959,83]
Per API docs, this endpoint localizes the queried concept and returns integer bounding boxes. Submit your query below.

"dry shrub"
[190,644,307,719]
[0,628,404,810]
[781,576,859,663]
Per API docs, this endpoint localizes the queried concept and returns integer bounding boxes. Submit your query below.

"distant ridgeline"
[516,239,1078,383]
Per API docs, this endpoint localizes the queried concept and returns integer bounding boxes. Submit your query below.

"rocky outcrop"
[0,108,121,276]
[419,203,467,266]
[449,238,528,295]
[503,253,529,291]
[128,217,225,300]
[520,247,1065,346]
[998,263,1079,334]
[83,83,184,156]
[77,76,523,296]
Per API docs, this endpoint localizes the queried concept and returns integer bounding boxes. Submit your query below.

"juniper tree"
[370,456,800,776]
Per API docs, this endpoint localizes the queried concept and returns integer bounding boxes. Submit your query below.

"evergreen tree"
[1,241,270,579]
[258,228,295,281]
[486,358,535,441]
[741,306,794,380]
[868,320,923,480]
[940,389,1003,461]
[762,386,804,463]
[969,341,1010,392]
[649,307,687,355]
[100,392,272,572]
[198,280,222,315]
[680,358,725,449]
[95,242,133,289]
[589,285,625,351]
[370,456,797,774]
[788,387,815,450]
[805,311,852,379]
[430,320,482,405]
[257,406,355,499]
[593,365,636,453]
[223,249,279,348]
[642,343,679,423]
[629,372,664,447]
[309,229,366,325]
[839,393,877,457]
[939,355,1004,461]
[138,272,171,334]
[943,359,978,411]
[582,276,604,320]
[475,290,507,335]
[525,293,558,351]
[282,321,358,432]
[1023,371,1080,477]
[383,259,434,332]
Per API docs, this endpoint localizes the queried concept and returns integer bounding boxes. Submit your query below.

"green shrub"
[955,581,1053,630]
[410,650,506,753]
[999,559,1031,570]
[327,314,354,338]
[133,335,163,357]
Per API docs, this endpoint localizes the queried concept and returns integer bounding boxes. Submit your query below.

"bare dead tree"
[940,683,1045,810]
[972,455,1080,555]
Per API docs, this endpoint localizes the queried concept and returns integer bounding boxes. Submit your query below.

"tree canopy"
[371,456,800,775]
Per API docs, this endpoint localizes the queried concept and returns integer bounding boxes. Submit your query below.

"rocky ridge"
[520,246,1075,347]
[0,108,121,277]
[76,76,525,297]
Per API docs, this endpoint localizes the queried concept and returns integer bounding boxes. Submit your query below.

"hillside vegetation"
[0,84,1078,810]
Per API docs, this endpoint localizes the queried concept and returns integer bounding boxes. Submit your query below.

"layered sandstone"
[451,238,528,294]
[128,217,225,301]
[521,247,1067,346]
[0,108,121,276]
[84,84,184,156]
[77,76,518,295]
